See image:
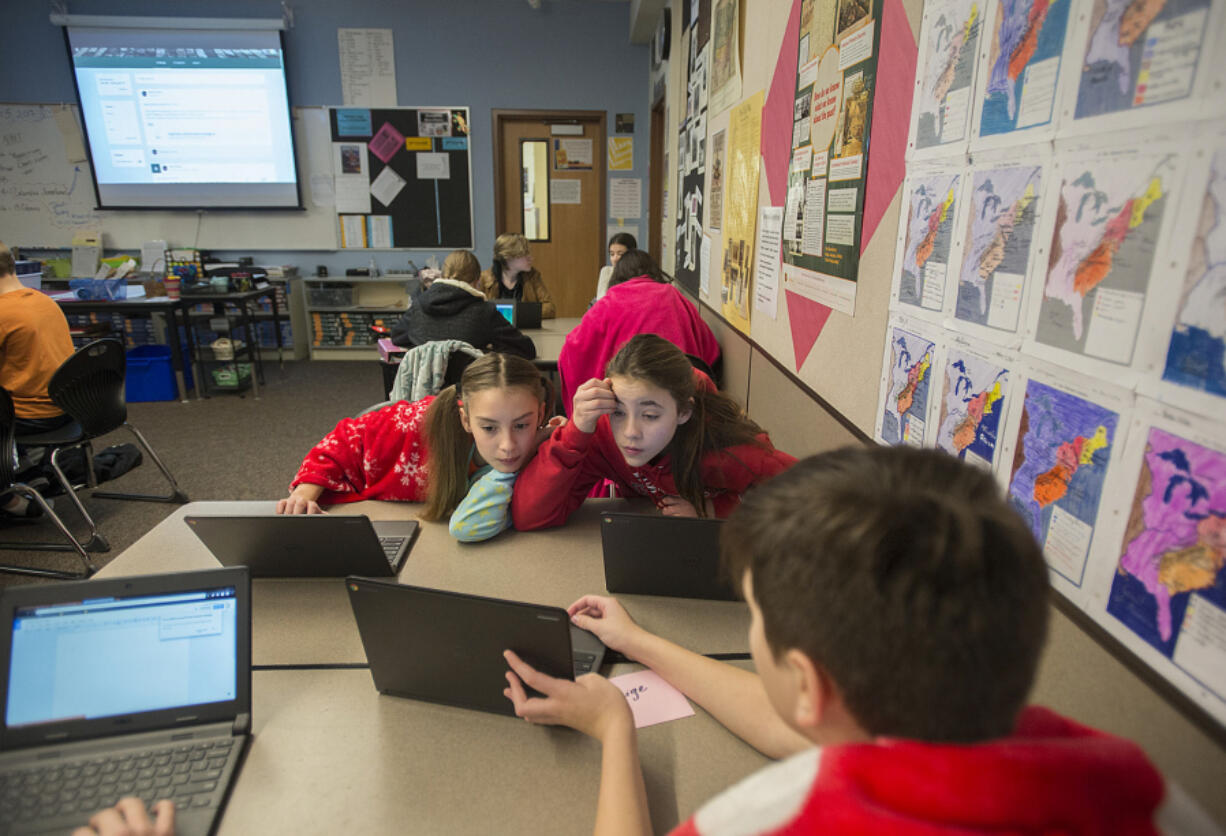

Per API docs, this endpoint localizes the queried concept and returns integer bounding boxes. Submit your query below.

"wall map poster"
[780,0,883,316]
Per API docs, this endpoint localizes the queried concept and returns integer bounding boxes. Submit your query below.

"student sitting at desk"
[478,233,556,319]
[504,446,1170,835]
[594,230,636,301]
[513,334,794,528]
[389,249,536,359]
[560,249,720,417]
[0,242,74,520]
[278,353,562,542]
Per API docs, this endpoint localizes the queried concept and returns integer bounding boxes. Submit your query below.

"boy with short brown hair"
[504,446,1166,834]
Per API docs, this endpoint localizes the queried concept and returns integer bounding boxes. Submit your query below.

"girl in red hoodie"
[512,334,796,529]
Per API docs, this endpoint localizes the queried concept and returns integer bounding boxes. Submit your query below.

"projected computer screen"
[65,26,301,209]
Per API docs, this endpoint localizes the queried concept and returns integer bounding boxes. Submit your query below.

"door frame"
[648,95,665,264]
[491,109,608,241]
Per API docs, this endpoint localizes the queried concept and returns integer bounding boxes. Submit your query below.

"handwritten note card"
[608,670,694,728]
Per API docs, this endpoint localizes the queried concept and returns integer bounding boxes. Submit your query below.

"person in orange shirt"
[0,242,74,518]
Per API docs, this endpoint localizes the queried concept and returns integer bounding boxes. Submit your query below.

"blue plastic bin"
[125,345,192,402]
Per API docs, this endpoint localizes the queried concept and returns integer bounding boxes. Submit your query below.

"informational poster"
[754,206,783,319]
[675,19,712,298]
[708,129,726,229]
[709,0,743,115]
[781,0,883,317]
[608,137,633,171]
[553,138,593,170]
[609,178,642,219]
[329,107,473,249]
[720,92,763,333]
[338,29,397,108]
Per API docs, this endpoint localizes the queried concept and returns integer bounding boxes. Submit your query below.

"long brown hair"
[605,334,765,516]
[421,353,551,520]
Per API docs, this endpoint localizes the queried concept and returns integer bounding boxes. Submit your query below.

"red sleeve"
[511,418,615,529]
[291,398,433,503]
[704,436,798,518]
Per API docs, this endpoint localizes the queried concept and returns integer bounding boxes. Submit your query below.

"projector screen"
[65,25,302,210]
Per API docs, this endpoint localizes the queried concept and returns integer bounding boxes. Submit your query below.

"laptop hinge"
[231,713,251,735]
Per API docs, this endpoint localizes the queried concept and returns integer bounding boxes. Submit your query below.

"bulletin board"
[328,106,474,250]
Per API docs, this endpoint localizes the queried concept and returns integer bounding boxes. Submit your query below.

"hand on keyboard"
[73,797,176,836]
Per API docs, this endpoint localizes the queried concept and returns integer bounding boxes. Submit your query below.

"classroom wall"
[666,0,1226,826]
[1,0,649,272]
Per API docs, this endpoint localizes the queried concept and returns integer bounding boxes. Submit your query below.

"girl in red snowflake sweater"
[512,334,795,529]
[279,353,558,541]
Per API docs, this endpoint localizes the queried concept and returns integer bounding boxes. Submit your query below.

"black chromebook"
[185,514,418,577]
[346,578,606,717]
[0,567,251,836]
[600,512,739,601]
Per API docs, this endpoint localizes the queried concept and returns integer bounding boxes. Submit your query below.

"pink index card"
[368,123,405,164]
[608,670,694,728]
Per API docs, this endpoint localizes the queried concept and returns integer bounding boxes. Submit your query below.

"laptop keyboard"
[573,651,598,676]
[378,535,406,566]
[0,738,235,825]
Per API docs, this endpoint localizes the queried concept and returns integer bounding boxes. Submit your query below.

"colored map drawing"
[1008,378,1118,548]
[900,174,959,306]
[916,0,982,147]
[1076,0,1209,119]
[957,165,1040,325]
[936,351,1009,465]
[1041,160,1169,343]
[1107,427,1226,660]
[880,329,936,444]
[1163,147,1226,399]
[981,0,1070,134]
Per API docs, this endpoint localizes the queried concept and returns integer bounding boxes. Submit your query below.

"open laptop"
[184,515,418,578]
[493,300,543,329]
[346,578,606,716]
[0,567,251,836]
[600,512,740,601]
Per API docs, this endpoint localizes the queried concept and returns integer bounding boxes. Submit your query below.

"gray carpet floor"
[0,360,386,588]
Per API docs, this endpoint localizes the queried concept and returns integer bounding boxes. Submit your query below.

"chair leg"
[48,447,110,553]
[92,423,189,504]
[0,483,97,579]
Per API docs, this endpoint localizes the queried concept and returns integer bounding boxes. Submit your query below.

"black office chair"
[15,338,189,553]
[0,387,96,578]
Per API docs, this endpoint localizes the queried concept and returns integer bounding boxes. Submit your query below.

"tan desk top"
[224,665,767,835]
[521,315,580,363]
[99,498,749,667]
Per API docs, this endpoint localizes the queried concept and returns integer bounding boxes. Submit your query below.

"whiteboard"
[0,103,338,250]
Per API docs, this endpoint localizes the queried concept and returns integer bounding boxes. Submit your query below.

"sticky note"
[608,670,694,728]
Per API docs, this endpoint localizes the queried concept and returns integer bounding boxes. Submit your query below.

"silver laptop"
[0,567,251,836]
[346,578,606,716]
[184,514,418,577]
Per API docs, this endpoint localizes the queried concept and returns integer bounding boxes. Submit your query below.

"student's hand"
[503,650,632,743]
[535,415,567,451]
[276,484,327,515]
[568,595,648,657]
[658,496,715,517]
[73,798,175,836]
[572,378,618,434]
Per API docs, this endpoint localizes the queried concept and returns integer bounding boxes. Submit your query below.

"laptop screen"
[6,586,239,729]
[494,301,515,324]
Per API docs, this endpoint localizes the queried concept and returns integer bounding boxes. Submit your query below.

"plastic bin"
[125,345,192,402]
[307,283,355,307]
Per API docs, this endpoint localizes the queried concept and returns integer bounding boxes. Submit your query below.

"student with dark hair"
[558,251,720,417]
[0,241,74,519]
[504,446,1168,834]
[477,233,556,318]
[515,334,792,527]
[389,249,535,359]
[595,231,637,300]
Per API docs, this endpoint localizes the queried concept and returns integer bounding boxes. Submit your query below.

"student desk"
[95,498,751,667]
[521,315,580,370]
[55,296,198,403]
[220,665,767,835]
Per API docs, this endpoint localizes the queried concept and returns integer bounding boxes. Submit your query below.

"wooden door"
[493,110,606,317]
